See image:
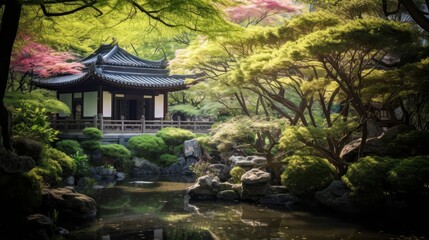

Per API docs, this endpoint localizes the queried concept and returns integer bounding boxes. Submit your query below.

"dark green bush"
[100,144,131,170]
[82,127,103,140]
[158,154,178,167]
[0,172,42,217]
[81,140,101,152]
[128,135,167,161]
[156,127,196,148]
[342,155,399,206]
[386,130,429,157]
[388,155,429,193]
[281,155,337,196]
[173,144,184,156]
[55,140,83,156]
[230,166,246,184]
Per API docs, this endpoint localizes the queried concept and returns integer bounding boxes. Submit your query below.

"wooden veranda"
[51,115,214,134]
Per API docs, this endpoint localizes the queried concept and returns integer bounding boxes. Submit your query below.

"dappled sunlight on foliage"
[11,102,59,143]
[281,155,337,196]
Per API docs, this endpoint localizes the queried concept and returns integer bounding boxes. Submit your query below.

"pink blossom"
[225,0,300,25]
[11,35,83,78]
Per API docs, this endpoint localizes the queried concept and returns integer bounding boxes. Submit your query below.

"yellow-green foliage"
[281,155,337,196]
[128,135,167,161]
[37,147,76,185]
[387,155,429,193]
[100,144,132,173]
[82,127,103,140]
[230,166,246,184]
[156,127,196,148]
[100,144,131,161]
[11,102,59,143]
[5,89,70,115]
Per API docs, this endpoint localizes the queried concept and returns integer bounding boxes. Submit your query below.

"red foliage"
[11,35,83,78]
[225,0,300,25]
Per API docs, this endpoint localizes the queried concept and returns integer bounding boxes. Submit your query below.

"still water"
[64,179,426,240]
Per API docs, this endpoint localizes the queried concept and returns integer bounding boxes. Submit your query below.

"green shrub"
[81,140,101,152]
[195,135,215,155]
[158,154,178,167]
[173,144,184,156]
[11,102,59,143]
[386,130,429,157]
[281,155,337,196]
[156,127,196,148]
[100,144,131,161]
[82,127,103,140]
[40,147,77,184]
[100,144,131,170]
[55,140,83,156]
[128,135,167,161]
[342,155,398,206]
[230,166,246,184]
[71,151,90,177]
[388,155,429,193]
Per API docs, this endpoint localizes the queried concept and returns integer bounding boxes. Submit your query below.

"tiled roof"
[81,44,167,68]
[31,44,198,90]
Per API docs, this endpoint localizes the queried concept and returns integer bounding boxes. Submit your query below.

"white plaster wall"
[102,91,112,117]
[58,93,72,117]
[154,94,164,118]
[83,91,97,117]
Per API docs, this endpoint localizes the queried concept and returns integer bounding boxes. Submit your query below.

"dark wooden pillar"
[164,92,168,120]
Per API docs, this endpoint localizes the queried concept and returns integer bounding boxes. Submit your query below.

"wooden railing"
[51,115,214,133]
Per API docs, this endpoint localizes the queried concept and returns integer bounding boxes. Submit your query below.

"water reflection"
[65,180,425,240]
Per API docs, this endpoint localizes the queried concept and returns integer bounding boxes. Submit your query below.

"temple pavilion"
[32,44,195,121]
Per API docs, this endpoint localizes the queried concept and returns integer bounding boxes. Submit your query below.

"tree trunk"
[0,1,22,150]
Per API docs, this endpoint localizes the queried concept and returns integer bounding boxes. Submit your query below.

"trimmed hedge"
[128,135,167,161]
[156,127,196,148]
[55,140,83,156]
[281,155,337,196]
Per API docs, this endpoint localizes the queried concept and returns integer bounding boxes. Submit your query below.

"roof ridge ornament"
[89,61,96,74]
[96,54,104,65]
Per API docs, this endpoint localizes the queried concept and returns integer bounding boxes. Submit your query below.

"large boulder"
[208,164,231,182]
[187,175,221,199]
[230,155,268,170]
[0,147,35,173]
[41,187,97,220]
[89,166,117,181]
[25,214,54,240]
[340,124,415,162]
[12,137,43,162]
[132,157,160,176]
[314,180,358,213]
[184,139,202,159]
[240,169,271,201]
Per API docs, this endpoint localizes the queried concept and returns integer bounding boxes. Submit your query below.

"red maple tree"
[225,0,299,26]
[11,35,83,78]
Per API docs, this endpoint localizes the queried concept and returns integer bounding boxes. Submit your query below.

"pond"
[63,179,426,240]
